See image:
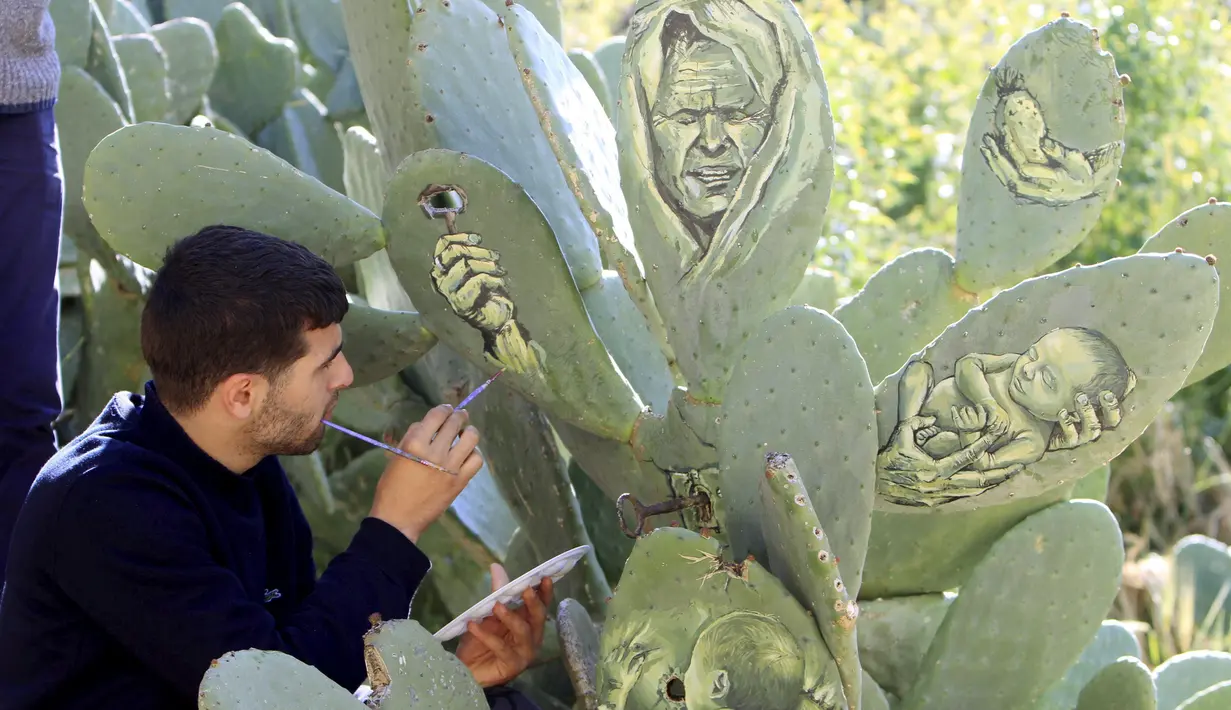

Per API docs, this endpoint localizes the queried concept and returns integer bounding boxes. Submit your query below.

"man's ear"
[215,372,264,420]
[708,670,729,701]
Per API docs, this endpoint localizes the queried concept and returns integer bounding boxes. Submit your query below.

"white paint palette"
[433,545,592,642]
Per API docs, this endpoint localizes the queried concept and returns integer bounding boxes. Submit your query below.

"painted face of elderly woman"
[648,13,771,248]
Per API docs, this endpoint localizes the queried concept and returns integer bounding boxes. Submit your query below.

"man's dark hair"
[140,225,349,414]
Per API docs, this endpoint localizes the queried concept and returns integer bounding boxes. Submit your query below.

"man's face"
[244,324,353,456]
[649,35,770,225]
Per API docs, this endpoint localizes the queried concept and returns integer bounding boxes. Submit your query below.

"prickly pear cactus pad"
[757,452,861,710]
[616,0,836,400]
[1153,651,1231,710]
[719,306,877,596]
[1074,657,1157,710]
[207,2,299,136]
[1138,201,1231,385]
[362,618,488,709]
[58,66,127,245]
[596,527,845,710]
[341,0,606,291]
[150,17,219,124]
[503,5,664,344]
[338,301,437,388]
[381,148,645,442]
[87,0,136,122]
[853,593,954,700]
[898,500,1126,710]
[1177,681,1231,710]
[833,247,979,384]
[954,17,1125,293]
[110,33,171,124]
[873,252,1217,512]
[1038,619,1143,710]
[50,0,92,68]
[82,123,386,271]
[579,271,674,415]
[197,649,367,709]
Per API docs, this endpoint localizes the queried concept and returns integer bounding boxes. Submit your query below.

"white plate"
[433,545,592,641]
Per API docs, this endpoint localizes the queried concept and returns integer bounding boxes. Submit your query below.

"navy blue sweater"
[0,382,432,708]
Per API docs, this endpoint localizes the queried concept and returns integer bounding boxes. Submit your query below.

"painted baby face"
[1009,329,1101,421]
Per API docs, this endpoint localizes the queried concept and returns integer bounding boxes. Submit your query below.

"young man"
[0,226,551,708]
[0,0,63,589]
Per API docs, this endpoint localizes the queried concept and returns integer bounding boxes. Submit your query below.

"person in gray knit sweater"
[0,0,63,589]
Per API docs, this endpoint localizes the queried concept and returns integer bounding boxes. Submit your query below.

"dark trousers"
[0,106,64,589]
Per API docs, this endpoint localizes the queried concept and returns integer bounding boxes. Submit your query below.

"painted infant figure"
[898,326,1135,480]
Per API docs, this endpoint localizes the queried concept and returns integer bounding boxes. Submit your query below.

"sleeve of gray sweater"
[0,0,59,114]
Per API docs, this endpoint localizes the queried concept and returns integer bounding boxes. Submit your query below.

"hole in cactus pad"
[665,676,685,701]
[418,184,468,220]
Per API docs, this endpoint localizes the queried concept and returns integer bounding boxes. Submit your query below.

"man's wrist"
[369,510,423,544]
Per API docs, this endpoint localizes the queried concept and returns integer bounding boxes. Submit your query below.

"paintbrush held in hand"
[320,369,505,475]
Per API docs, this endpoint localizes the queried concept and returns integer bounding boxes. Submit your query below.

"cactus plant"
[68,0,1231,707]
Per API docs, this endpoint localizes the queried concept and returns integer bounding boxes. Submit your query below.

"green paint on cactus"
[900,500,1125,710]
[111,33,172,123]
[150,17,219,124]
[580,271,674,415]
[86,0,136,122]
[163,0,229,26]
[207,2,299,136]
[789,266,840,312]
[338,299,437,388]
[1075,657,1157,710]
[954,17,1125,293]
[1138,202,1231,386]
[198,649,365,709]
[719,305,877,597]
[108,0,151,32]
[58,66,127,247]
[1155,649,1231,710]
[855,593,954,699]
[833,247,978,383]
[50,0,93,67]
[569,49,613,118]
[557,598,600,708]
[1039,620,1144,710]
[256,88,346,192]
[381,148,645,442]
[874,252,1218,513]
[758,452,862,710]
[1177,680,1231,710]
[617,0,836,400]
[82,123,385,271]
[363,620,487,707]
[597,526,845,710]
[343,0,607,292]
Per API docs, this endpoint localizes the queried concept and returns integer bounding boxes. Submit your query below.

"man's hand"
[368,404,484,544]
[455,563,554,688]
